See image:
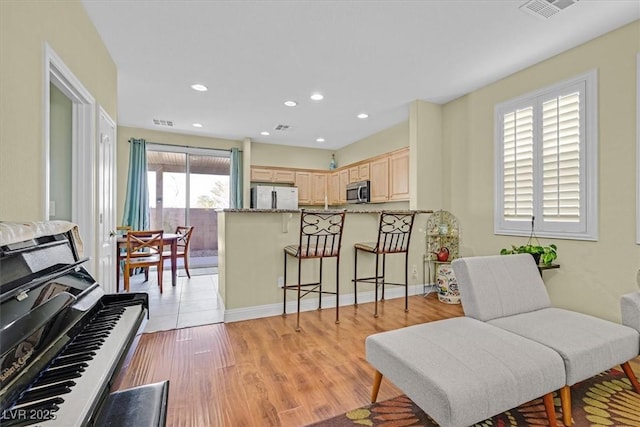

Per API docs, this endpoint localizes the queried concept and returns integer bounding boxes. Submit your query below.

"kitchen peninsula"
[218,208,432,323]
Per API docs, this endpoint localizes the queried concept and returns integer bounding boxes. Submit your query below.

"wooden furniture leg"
[621,361,640,392]
[543,392,558,427]
[560,385,572,426]
[371,370,383,403]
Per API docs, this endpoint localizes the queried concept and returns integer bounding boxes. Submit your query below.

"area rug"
[309,369,640,426]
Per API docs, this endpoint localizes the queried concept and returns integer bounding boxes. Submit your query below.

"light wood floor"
[115,294,640,427]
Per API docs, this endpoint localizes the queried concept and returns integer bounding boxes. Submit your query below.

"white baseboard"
[224,284,426,323]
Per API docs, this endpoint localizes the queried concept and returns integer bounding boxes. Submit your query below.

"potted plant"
[500,243,557,266]
[499,216,558,266]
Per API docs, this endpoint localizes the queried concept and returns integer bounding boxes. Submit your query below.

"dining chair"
[162,226,194,278]
[123,230,164,293]
[353,211,416,317]
[283,209,346,332]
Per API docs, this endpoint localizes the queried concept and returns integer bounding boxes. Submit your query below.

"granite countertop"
[223,208,433,214]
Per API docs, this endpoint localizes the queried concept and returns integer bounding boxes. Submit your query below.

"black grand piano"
[0,221,168,426]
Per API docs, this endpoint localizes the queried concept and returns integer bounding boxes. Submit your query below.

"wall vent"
[153,119,174,127]
[274,124,291,131]
[520,0,579,19]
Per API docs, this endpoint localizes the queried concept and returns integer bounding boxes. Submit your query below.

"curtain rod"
[128,139,242,152]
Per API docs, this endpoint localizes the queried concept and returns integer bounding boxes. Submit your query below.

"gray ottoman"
[365,317,565,427]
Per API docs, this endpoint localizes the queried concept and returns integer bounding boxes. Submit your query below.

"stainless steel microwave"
[346,180,370,203]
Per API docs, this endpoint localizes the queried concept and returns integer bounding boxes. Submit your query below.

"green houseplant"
[500,243,557,266]
[499,216,558,266]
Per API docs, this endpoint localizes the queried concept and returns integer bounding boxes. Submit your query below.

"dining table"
[116,232,181,292]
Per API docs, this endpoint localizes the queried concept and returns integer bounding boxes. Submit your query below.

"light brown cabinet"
[311,173,328,205]
[338,169,349,204]
[250,167,295,183]
[251,147,409,205]
[328,171,340,205]
[250,167,275,182]
[296,171,329,205]
[329,169,350,205]
[369,157,389,203]
[273,169,296,183]
[349,162,370,183]
[295,171,312,205]
[389,148,410,201]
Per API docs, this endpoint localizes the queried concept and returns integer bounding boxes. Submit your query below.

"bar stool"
[353,211,416,317]
[283,209,347,332]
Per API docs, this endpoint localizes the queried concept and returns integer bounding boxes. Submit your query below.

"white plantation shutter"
[541,91,581,223]
[495,71,597,240]
[503,107,534,220]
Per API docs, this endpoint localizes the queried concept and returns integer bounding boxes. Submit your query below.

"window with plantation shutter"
[495,71,598,241]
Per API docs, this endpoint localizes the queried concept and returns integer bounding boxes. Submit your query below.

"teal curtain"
[230,147,243,208]
[122,138,150,230]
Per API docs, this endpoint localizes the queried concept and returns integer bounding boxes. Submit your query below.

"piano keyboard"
[3,303,144,427]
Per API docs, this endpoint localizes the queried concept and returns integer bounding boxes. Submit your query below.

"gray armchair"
[452,254,640,427]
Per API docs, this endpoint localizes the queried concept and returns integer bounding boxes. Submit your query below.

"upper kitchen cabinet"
[311,173,328,205]
[367,148,409,203]
[328,171,340,205]
[388,148,409,201]
[369,156,389,203]
[297,171,328,205]
[295,171,312,205]
[250,166,296,184]
[328,169,349,205]
[349,162,370,183]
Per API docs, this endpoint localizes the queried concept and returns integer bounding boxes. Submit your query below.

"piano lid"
[0,221,83,256]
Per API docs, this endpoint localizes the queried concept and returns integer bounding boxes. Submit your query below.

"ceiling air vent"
[274,124,291,131]
[520,0,579,19]
[153,119,174,127]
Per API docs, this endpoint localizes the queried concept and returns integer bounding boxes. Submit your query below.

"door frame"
[44,44,97,273]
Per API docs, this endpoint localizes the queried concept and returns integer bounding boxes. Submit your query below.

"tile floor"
[124,269,224,333]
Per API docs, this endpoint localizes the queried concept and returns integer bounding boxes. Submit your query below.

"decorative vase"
[329,154,337,170]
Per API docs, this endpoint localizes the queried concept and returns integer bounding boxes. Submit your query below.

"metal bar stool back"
[353,211,416,317]
[283,209,347,332]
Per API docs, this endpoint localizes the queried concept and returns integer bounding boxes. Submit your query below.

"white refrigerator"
[250,186,299,209]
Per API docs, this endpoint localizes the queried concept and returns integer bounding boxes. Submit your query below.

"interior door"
[97,107,116,292]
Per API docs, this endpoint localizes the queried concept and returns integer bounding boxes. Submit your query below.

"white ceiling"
[81,0,640,150]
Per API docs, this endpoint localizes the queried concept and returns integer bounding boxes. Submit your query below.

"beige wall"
[337,121,409,166]
[443,20,640,322]
[251,141,332,170]
[0,0,116,220]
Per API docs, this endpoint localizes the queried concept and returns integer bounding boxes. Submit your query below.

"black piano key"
[64,342,102,354]
[72,335,107,344]
[79,325,115,335]
[44,361,88,374]
[77,331,110,340]
[50,352,95,367]
[19,380,75,404]
[38,366,85,386]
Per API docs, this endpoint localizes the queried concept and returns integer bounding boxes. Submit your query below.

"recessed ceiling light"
[316,138,325,143]
[284,100,297,107]
[192,123,203,128]
[357,113,369,119]
[190,83,208,92]
[310,93,324,101]
[261,131,270,136]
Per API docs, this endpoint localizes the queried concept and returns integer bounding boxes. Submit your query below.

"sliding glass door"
[147,145,230,268]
